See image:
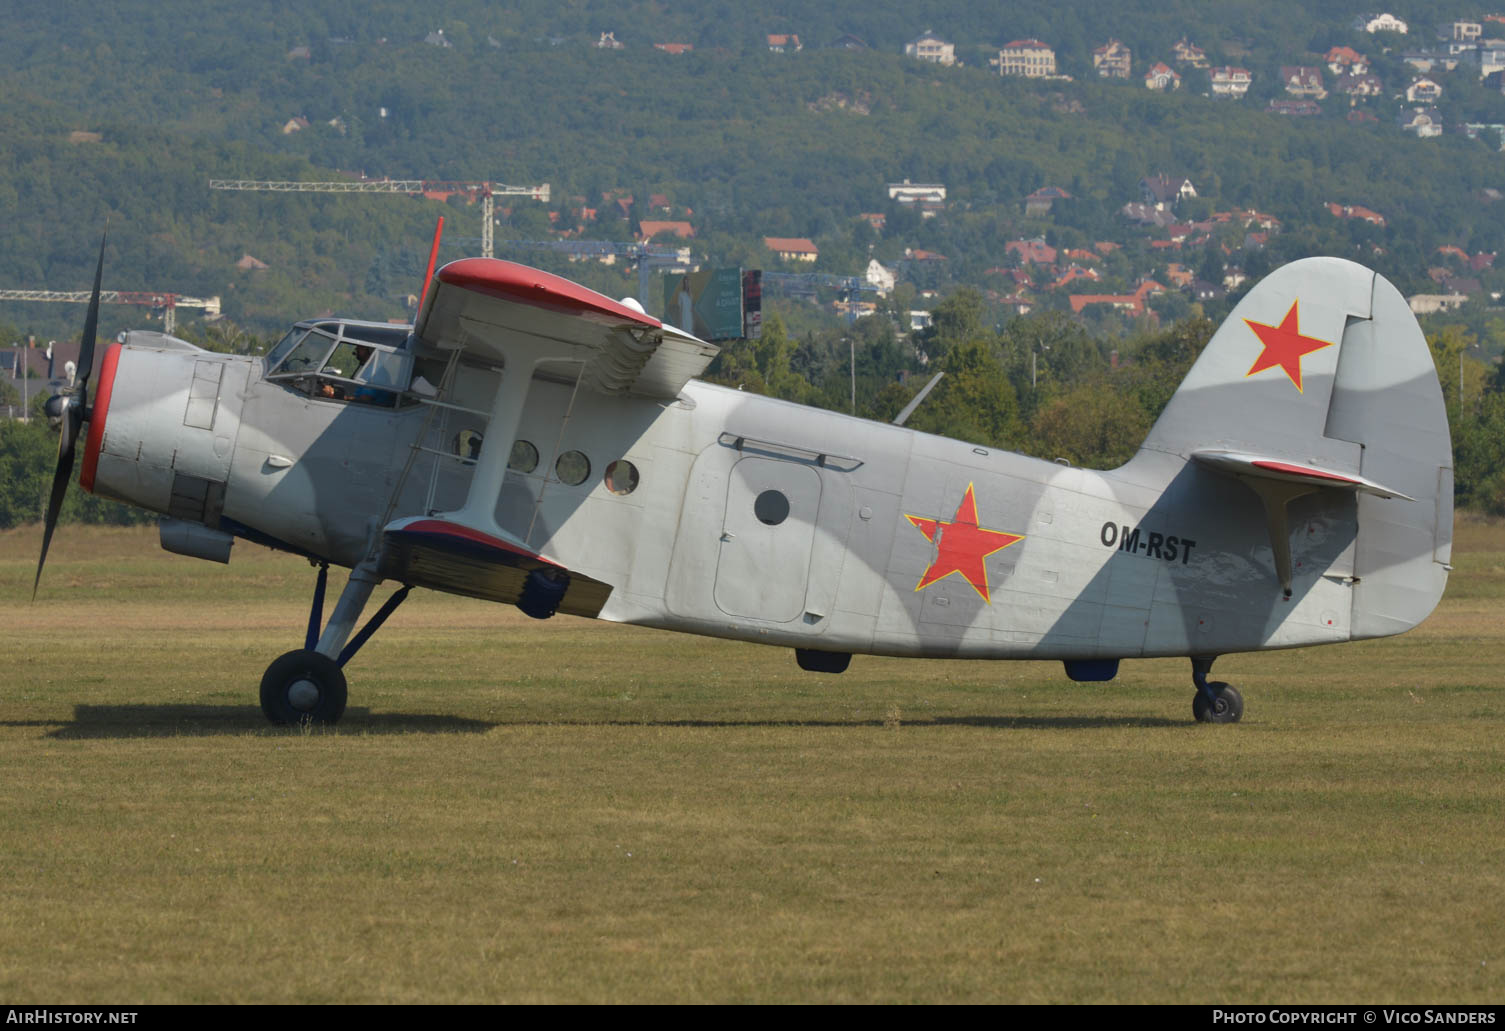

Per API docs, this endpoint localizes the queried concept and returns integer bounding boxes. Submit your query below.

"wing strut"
[1246,479,1317,598]
[444,339,552,544]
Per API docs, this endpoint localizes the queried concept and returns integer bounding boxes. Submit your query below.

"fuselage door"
[714,457,821,622]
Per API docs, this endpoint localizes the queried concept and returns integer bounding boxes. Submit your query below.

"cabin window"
[754,490,790,526]
[555,450,590,486]
[604,460,639,495]
[509,440,540,473]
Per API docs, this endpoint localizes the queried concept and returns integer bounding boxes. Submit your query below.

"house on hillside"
[866,259,895,295]
[1210,67,1253,97]
[1069,279,1165,317]
[1461,122,1505,151]
[638,220,694,241]
[1397,108,1443,138]
[1452,20,1484,41]
[1140,175,1197,209]
[596,32,624,49]
[280,116,310,134]
[1354,12,1408,34]
[1144,62,1182,91]
[1326,202,1388,225]
[767,34,801,52]
[994,39,1057,78]
[905,32,956,65]
[1404,50,1459,74]
[1406,77,1443,102]
[1335,72,1383,100]
[1094,39,1132,78]
[1121,202,1175,227]
[654,43,693,54]
[1268,99,1322,116]
[424,30,452,48]
[1172,38,1209,68]
[1325,46,1369,76]
[1281,66,1327,98]
[1006,238,1057,264]
[1025,186,1071,215]
[764,237,818,262]
[887,180,946,207]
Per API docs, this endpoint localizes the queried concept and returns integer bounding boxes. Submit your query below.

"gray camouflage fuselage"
[85,257,1451,669]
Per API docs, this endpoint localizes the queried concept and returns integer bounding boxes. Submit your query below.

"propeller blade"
[33,407,79,599]
[34,226,107,599]
[76,226,107,390]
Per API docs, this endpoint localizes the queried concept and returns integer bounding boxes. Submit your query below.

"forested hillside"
[5,0,1505,524]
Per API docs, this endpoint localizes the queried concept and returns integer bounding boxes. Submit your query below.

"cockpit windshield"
[265,319,418,407]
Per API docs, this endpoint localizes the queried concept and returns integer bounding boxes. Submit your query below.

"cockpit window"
[265,328,308,369]
[265,319,416,408]
[275,333,336,376]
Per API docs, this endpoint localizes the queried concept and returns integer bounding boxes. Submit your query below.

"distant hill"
[2,0,1504,339]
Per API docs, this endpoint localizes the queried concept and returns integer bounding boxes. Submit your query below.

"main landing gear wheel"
[260,649,348,726]
[1193,682,1244,724]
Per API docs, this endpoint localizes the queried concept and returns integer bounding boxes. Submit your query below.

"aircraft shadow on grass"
[9,708,1181,739]
[32,705,496,739]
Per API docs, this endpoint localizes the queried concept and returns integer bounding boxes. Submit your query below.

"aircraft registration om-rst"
[35,244,1452,726]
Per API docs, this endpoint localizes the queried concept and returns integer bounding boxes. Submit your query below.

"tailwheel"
[260,649,348,726]
[1192,682,1243,724]
[1190,655,1243,724]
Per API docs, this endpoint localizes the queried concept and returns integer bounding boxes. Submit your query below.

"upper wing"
[412,257,720,399]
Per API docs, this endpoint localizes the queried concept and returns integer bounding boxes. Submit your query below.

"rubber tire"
[260,649,348,726]
[1193,681,1244,724]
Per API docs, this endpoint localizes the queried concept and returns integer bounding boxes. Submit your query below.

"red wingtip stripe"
[79,343,121,493]
[396,518,564,567]
[1250,460,1359,484]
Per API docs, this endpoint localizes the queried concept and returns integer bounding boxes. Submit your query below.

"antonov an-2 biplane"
[35,239,1452,725]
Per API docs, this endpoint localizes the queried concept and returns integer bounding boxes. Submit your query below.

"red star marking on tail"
[906,483,1024,604]
[1243,299,1335,393]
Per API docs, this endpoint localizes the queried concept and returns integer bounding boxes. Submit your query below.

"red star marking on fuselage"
[905,483,1024,604]
[1243,299,1335,393]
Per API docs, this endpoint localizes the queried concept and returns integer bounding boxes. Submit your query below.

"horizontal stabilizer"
[1191,450,1414,501]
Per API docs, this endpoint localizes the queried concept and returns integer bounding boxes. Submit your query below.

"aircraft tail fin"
[1133,257,1452,637]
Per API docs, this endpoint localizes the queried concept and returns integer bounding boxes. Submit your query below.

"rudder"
[1133,257,1451,637]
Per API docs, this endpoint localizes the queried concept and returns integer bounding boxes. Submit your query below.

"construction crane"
[762,273,880,324]
[209,179,551,258]
[492,239,695,307]
[0,290,221,335]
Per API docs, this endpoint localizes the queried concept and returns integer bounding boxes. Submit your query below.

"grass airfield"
[1,522,1501,1004]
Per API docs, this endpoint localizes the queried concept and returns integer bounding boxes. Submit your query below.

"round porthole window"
[604,459,640,495]
[509,439,539,473]
[556,450,590,486]
[754,489,790,526]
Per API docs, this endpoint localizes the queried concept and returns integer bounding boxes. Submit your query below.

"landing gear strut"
[1191,655,1244,724]
[259,561,410,726]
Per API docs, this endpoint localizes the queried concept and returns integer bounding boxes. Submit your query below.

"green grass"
[0,521,1501,1003]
